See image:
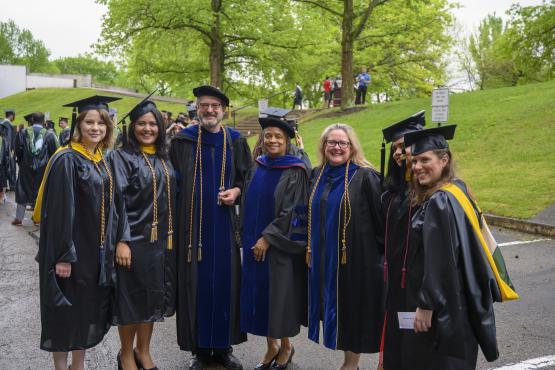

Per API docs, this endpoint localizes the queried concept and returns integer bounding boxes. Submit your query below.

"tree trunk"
[209,0,224,88]
[341,0,354,110]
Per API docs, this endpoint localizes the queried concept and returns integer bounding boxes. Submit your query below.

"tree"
[53,53,120,84]
[97,0,319,97]
[0,20,54,72]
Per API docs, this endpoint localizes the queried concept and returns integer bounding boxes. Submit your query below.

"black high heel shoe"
[254,351,279,370]
[270,346,294,370]
[134,349,159,370]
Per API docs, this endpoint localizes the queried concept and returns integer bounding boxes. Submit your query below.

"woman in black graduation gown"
[307,123,383,370]
[36,95,120,370]
[384,125,501,370]
[378,111,425,369]
[111,100,177,370]
[241,117,309,370]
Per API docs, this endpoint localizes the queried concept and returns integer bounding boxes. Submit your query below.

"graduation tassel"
[197,243,203,262]
[380,139,386,185]
[121,119,128,146]
[341,244,347,265]
[401,267,407,289]
[187,244,192,263]
[167,231,173,251]
[150,222,158,243]
[305,247,312,267]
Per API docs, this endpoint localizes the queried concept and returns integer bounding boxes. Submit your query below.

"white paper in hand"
[397,312,416,330]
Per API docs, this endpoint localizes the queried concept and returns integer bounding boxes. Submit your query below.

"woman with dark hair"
[378,111,425,369]
[111,100,177,370]
[383,125,507,370]
[240,117,309,370]
[35,95,120,370]
[307,123,383,370]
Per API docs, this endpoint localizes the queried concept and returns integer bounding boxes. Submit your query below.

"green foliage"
[52,54,120,84]
[290,80,555,218]
[468,2,554,90]
[0,20,53,72]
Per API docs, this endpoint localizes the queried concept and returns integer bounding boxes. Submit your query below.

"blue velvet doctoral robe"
[241,154,309,338]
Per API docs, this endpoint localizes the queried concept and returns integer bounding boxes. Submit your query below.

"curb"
[484,214,555,238]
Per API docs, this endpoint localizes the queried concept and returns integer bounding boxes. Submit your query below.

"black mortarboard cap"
[404,125,457,156]
[193,85,230,107]
[129,100,158,122]
[117,90,157,147]
[260,107,292,118]
[62,95,121,114]
[259,117,296,138]
[4,109,15,115]
[382,110,425,143]
[24,113,33,123]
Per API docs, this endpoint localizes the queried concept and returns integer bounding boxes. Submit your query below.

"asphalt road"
[0,194,553,370]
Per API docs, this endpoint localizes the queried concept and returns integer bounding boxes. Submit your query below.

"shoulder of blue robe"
[174,125,242,143]
[255,154,307,172]
[418,189,499,362]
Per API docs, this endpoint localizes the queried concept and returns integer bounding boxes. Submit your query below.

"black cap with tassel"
[117,89,158,147]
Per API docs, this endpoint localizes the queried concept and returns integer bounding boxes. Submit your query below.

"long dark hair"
[383,147,407,193]
[125,108,168,159]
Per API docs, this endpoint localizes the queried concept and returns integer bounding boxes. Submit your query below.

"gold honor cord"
[141,152,159,243]
[305,160,353,267]
[187,126,228,263]
[82,146,113,252]
[161,159,174,250]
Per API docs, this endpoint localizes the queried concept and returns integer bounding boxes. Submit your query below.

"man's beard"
[199,114,221,129]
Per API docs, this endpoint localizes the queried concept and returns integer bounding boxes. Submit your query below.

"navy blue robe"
[308,163,384,353]
[241,154,309,338]
[170,125,251,351]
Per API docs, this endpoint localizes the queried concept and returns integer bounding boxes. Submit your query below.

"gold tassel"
[197,244,203,262]
[187,245,192,263]
[305,248,311,267]
[150,223,158,243]
[167,232,173,251]
[341,243,347,265]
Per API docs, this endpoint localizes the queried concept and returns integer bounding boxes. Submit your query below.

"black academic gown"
[59,128,71,147]
[0,119,17,188]
[37,148,117,352]
[110,148,177,325]
[170,125,251,351]
[0,134,8,188]
[383,180,500,370]
[15,126,58,205]
[240,154,309,339]
[308,163,384,354]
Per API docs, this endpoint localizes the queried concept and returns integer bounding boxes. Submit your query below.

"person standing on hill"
[293,84,303,110]
[355,67,371,105]
[323,77,333,108]
[12,112,58,226]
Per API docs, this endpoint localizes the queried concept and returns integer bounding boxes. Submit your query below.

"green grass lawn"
[0,88,188,128]
[254,81,555,219]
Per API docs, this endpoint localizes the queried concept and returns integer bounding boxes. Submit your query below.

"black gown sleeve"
[110,150,132,243]
[232,137,252,195]
[363,168,385,253]
[262,168,309,255]
[39,153,78,307]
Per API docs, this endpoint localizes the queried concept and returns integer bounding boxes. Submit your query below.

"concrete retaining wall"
[0,64,27,98]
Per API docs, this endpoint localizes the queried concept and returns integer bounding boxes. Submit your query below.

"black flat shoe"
[134,349,159,370]
[270,346,295,370]
[212,350,243,370]
[254,352,279,370]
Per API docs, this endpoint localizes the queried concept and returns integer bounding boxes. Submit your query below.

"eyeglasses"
[198,103,222,110]
[325,140,350,149]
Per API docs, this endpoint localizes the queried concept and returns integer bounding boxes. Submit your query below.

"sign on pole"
[258,99,268,117]
[431,87,449,123]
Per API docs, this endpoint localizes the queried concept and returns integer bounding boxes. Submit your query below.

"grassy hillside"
[0,88,187,127]
[293,81,555,219]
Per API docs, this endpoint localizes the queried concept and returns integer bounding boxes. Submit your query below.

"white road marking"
[498,239,551,247]
[489,355,555,369]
